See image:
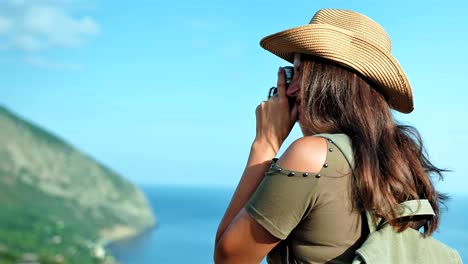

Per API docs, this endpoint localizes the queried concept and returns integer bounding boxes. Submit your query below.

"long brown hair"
[298,55,447,235]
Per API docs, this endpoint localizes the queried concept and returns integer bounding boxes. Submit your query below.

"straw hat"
[260,9,413,113]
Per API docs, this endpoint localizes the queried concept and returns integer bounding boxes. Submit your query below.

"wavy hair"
[298,55,447,235]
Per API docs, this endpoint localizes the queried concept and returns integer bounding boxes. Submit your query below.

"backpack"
[352,199,462,264]
[316,134,463,264]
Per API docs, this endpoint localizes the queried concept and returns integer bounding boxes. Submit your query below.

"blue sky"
[1,0,467,194]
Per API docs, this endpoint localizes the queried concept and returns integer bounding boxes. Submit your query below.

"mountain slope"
[0,105,155,263]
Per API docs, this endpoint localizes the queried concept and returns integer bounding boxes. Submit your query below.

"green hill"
[0,105,156,263]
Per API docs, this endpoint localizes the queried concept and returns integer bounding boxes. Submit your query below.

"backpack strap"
[398,199,435,218]
[373,199,435,231]
[312,133,355,169]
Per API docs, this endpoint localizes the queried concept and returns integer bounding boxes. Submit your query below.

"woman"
[214,9,446,264]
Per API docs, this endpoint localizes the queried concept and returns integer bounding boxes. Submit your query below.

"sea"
[107,185,468,264]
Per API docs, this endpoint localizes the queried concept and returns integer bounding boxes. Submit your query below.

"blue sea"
[108,185,467,264]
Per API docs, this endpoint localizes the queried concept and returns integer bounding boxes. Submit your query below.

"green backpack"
[316,134,463,264]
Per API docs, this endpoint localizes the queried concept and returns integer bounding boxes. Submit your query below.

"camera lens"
[283,66,294,87]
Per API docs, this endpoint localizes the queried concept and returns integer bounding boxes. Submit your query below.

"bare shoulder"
[277,136,328,173]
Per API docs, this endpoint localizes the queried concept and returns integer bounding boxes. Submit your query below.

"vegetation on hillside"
[0,106,155,263]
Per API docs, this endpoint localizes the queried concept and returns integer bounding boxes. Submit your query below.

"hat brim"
[260,24,413,113]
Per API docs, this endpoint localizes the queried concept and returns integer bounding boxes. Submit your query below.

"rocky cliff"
[0,105,155,263]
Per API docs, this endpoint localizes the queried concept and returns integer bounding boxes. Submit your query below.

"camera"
[268,66,294,99]
[267,66,296,109]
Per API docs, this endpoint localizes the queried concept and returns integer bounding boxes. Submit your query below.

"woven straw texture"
[260,9,413,113]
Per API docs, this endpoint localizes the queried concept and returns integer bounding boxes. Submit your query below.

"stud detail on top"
[323,163,329,168]
[329,148,333,152]
[315,174,321,178]
[269,159,318,178]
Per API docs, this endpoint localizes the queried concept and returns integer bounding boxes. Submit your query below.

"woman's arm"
[213,141,280,263]
[214,67,298,263]
[214,208,280,264]
[214,140,276,245]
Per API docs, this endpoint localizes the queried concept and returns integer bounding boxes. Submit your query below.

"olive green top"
[245,134,366,264]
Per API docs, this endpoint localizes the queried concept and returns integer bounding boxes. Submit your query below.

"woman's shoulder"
[276,136,328,174]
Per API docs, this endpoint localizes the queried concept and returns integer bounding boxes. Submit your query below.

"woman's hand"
[254,67,298,154]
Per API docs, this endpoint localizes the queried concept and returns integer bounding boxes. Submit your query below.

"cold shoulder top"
[245,133,367,264]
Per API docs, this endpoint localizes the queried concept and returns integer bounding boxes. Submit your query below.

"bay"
[108,185,233,264]
[108,185,467,264]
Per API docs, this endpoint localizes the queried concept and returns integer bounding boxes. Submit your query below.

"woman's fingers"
[277,67,287,99]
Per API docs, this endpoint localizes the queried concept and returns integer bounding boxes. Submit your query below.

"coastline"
[99,225,140,245]
[95,222,157,262]
[100,221,157,246]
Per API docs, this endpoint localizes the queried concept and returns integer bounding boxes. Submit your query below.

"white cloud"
[24,55,82,71]
[0,0,100,52]
[14,34,45,51]
[186,19,211,30]
[0,16,13,33]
